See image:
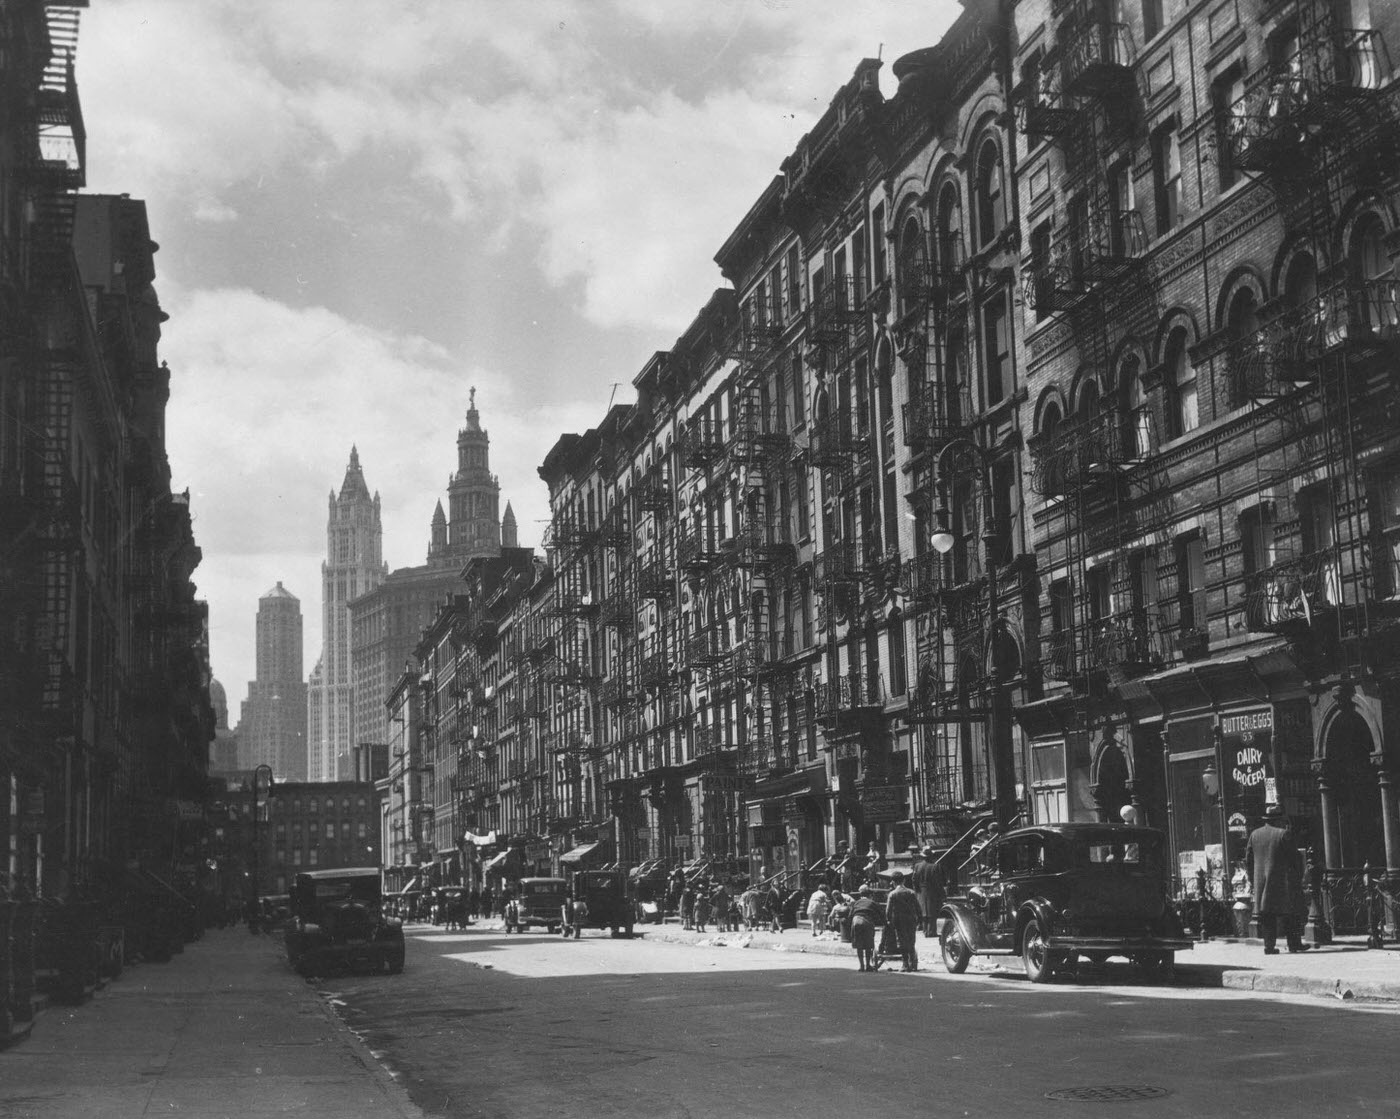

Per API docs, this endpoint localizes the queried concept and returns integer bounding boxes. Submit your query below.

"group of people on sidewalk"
[801,868,935,973]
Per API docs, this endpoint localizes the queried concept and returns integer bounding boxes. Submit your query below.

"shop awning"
[483,851,509,873]
[560,841,602,867]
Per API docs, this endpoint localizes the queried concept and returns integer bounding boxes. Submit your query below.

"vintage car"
[939,823,1193,984]
[560,870,636,938]
[284,867,405,977]
[504,877,566,933]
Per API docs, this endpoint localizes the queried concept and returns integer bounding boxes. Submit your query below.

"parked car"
[561,870,636,938]
[939,823,1193,984]
[284,868,405,977]
[504,877,566,933]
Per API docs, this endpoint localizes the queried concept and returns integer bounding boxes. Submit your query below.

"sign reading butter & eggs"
[1221,708,1273,824]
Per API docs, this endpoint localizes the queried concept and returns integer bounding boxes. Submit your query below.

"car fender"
[1015,896,1058,946]
[940,903,991,951]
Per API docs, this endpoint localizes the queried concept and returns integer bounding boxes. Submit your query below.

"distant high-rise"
[208,678,240,774]
[351,391,513,758]
[236,582,308,780]
[309,449,386,782]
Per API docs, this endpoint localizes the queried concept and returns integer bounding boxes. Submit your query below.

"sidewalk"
[0,926,423,1119]
[632,920,1400,1002]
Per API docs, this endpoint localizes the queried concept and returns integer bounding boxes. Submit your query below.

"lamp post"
[249,764,274,933]
[927,437,1018,829]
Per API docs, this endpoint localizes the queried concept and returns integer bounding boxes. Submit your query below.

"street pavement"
[1,919,1398,1118]
[637,918,1400,1003]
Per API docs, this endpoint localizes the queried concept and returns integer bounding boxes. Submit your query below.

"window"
[992,455,1020,564]
[982,295,1012,408]
[769,263,784,325]
[786,245,801,317]
[1240,505,1274,575]
[308,798,318,814]
[1372,469,1400,598]
[325,822,335,839]
[790,354,805,429]
[1038,400,1065,496]
[975,141,1006,249]
[1152,120,1182,234]
[872,203,887,284]
[1213,68,1246,191]
[1129,550,1157,612]
[1298,487,1340,605]
[1142,0,1163,40]
[1088,566,1112,622]
[1109,160,1137,255]
[1176,533,1207,634]
[888,613,907,697]
[1351,216,1398,332]
[1164,328,1198,438]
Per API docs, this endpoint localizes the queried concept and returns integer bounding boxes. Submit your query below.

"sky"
[77,0,961,714]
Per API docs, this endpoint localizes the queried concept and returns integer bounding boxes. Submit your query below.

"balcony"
[635,470,671,513]
[600,674,639,708]
[1029,408,1132,498]
[814,676,884,732]
[1244,551,1341,635]
[636,560,673,600]
[687,626,731,670]
[1025,208,1146,320]
[726,316,785,366]
[552,585,600,618]
[1088,611,1168,682]
[726,401,793,468]
[898,232,966,316]
[808,412,871,469]
[680,417,725,471]
[804,277,867,358]
[597,508,630,548]
[815,543,866,586]
[1014,77,1076,139]
[1039,630,1079,683]
[902,551,947,604]
[1058,10,1135,98]
[677,525,724,571]
[694,724,726,760]
[550,512,596,550]
[739,736,789,780]
[902,381,973,454]
[638,649,677,689]
[727,522,796,570]
[1220,31,1393,177]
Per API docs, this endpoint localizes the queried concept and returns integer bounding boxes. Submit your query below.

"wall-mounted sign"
[859,784,906,824]
[1221,708,1273,817]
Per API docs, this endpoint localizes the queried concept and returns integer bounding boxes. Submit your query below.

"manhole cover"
[1046,1086,1171,1103]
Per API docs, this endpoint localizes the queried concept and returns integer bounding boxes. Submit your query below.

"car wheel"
[1137,951,1175,983]
[940,921,971,974]
[1021,919,1056,984]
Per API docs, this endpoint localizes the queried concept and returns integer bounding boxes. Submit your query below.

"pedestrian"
[668,867,687,920]
[806,883,832,936]
[849,885,884,972]
[862,841,884,885]
[694,882,711,933]
[740,883,759,930]
[885,871,923,972]
[912,845,944,938]
[836,846,858,894]
[681,883,696,930]
[470,886,481,920]
[481,884,493,921]
[711,881,732,932]
[1246,803,1311,955]
[767,881,783,934]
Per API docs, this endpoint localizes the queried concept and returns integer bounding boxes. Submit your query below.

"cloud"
[160,285,568,691]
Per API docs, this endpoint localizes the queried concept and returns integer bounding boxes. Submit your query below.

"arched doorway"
[1093,738,1131,823]
[1324,708,1384,870]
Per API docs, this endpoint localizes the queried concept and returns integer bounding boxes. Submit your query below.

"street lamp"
[250,764,274,933]
[927,438,1018,828]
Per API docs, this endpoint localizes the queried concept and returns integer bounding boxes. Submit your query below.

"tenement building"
[0,0,214,983]
[398,0,1400,937]
[1010,0,1400,933]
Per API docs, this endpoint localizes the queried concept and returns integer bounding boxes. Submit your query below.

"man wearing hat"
[885,871,923,972]
[912,845,944,939]
[1246,803,1310,955]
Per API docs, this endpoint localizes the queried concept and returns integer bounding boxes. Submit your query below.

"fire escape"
[1213,1,1400,683]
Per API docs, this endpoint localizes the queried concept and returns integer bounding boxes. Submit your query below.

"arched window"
[1164,327,1198,439]
[1283,252,1318,308]
[1351,215,1397,332]
[899,214,926,317]
[1076,378,1100,422]
[937,184,963,268]
[974,141,1006,250]
[1037,400,1064,496]
[1226,287,1261,403]
[1118,355,1152,458]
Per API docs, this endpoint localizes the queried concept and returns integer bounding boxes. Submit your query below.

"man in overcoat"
[911,845,944,938]
[1246,803,1310,954]
[884,871,923,972]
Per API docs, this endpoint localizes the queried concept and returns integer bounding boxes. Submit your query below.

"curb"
[638,927,1400,1003]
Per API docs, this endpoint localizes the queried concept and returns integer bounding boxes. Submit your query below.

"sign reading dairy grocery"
[1221,708,1272,811]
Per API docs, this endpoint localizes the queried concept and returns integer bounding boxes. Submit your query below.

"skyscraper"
[309,449,386,782]
[350,391,514,761]
[236,582,308,780]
